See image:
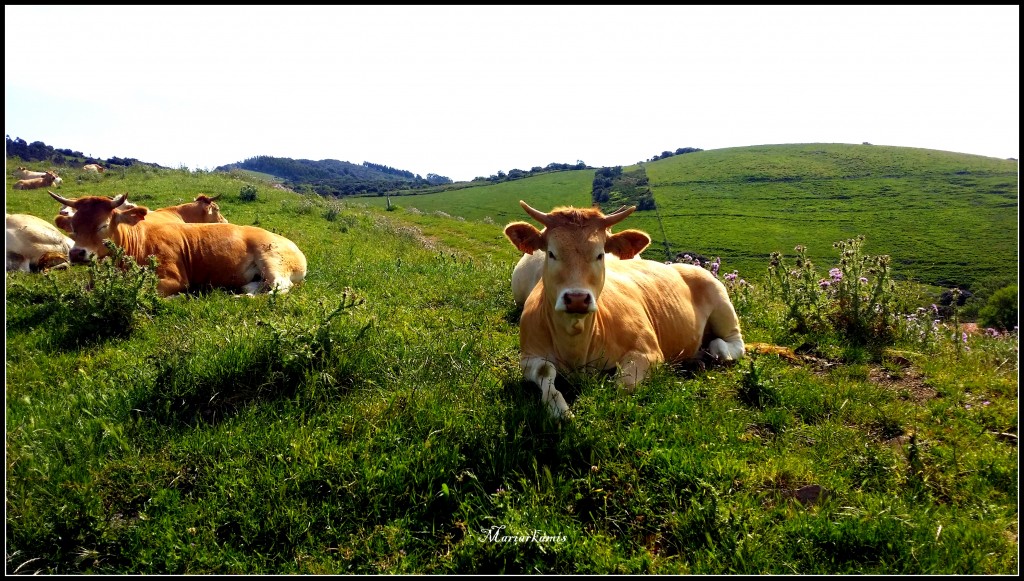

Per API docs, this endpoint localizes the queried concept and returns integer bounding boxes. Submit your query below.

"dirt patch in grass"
[868,364,936,402]
[748,342,938,403]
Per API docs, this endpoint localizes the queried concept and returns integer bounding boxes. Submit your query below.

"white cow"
[14,167,48,180]
[6,213,74,272]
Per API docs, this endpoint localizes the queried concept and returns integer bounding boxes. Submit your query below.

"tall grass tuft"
[142,291,367,427]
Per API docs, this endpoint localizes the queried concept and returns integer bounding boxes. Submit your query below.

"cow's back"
[511,250,545,308]
[133,222,306,293]
[599,259,716,363]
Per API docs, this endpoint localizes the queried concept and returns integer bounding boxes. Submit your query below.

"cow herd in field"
[7,165,745,418]
[7,164,307,297]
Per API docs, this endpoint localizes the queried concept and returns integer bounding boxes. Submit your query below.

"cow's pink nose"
[562,291,592,314]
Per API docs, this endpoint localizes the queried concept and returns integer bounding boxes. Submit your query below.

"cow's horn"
[602,205,637,228]
[49,190,76,207]
[519,200,552,226]
[111,193,129,208]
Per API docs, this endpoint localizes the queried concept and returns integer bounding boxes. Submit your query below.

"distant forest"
[216,156,455,197]
[6,134,703,199]
[5,135,151,169]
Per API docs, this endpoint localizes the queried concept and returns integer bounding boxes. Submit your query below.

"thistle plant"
[948,287,968,358]
[898,304,943,351]
[827,235,898,344]
[767,236,900,346]
[766,244,828,334]
[723,269,754,318]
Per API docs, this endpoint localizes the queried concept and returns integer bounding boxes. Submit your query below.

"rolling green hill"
[358,143,1018,290]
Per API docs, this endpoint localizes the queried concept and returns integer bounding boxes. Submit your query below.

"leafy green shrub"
[978,285,1018,331]
[239,183,259,202]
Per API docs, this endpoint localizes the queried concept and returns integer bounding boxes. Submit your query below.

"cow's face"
[504,201,650,316]
[193,195,228,223]
[48,192,138,260]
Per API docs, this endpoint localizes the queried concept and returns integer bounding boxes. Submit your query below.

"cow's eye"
[547,251,557,260]
[97,223,108,233]
[597,252,604,261]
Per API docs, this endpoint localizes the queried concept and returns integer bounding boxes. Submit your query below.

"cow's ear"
[504,222,544,254]
[605,229,651,259]
[54,215,72,233]
[115,207,149,227]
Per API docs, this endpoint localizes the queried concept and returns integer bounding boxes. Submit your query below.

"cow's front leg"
[155,266,187,297]
[616,351,653,393]
[521,355,572,419]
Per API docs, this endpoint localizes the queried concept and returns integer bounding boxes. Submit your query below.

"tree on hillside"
[426,173,453,185]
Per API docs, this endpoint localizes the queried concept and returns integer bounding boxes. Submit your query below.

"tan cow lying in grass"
[148,194,229,225]
[14,167,62,184]
[13,171,61,190]
[504,200,745,418]
[50,192,306,297]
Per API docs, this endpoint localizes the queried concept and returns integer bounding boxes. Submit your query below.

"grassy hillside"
[4,156,1018,574]
[352,170,594,263]
[356,144,1017,291]
[636,144,1018,287]
[358,169,595,222]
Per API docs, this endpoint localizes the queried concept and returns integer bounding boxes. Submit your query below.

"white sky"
[5,5,1019,182]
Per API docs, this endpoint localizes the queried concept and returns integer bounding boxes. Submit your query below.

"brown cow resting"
[504,201,745,418]
[148,194,229,225]
[51,192,306,297]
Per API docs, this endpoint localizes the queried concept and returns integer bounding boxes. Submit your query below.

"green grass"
[5,153,1018,574]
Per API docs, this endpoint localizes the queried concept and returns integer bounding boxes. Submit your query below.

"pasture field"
[356,169,594,222]
[360,143,1017,291]
[5,156,1019,574]
[637,144,1019,287]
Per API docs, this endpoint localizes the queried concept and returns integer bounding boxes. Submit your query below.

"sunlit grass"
[5,155,1017,574]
